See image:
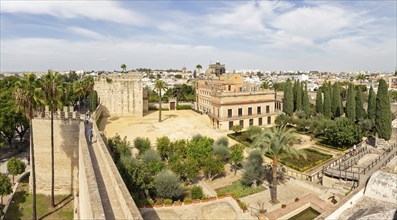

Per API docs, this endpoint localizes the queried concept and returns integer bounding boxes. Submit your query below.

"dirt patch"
[103,110,234,144]
[205,164,243,190]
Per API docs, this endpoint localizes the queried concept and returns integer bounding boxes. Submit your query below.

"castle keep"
[94,72,148,116]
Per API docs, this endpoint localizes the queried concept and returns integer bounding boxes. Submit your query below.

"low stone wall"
[93,105,143,219]
[148,101,193,109]
[78,122,105,219]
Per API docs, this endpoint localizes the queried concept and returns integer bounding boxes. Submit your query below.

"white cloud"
[0,1,147,25]
[0,1,395,72]
[68,27,105,40]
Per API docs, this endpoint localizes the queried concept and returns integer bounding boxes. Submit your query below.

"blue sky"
[1,0,396,72]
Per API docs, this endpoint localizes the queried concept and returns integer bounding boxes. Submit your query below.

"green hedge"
[227,133,251,147]
[216,181,266,198]
[176,105,192,110]
[278,148,332,172]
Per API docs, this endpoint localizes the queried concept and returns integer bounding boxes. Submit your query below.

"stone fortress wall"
[94,72,147,117]
[32,106,80,195]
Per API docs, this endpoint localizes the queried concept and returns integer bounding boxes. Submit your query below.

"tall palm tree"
[41,70,64,207]
[121,64,127,73]
[251,125,304,204]
[14,73,42,219]
[154,79,167,122]
[81,77,94,111]
[73,81,84,111]
[196,64,202,74]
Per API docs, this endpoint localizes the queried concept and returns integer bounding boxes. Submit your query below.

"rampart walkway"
[79,106,142,219]
[323,143,397,185]
[87,125,124,219]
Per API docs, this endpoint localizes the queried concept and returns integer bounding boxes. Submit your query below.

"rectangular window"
[249,119,254,126]
[257,106,261,114]
[248,107,252,116]
[266,105,270,113]
[229,121,234,130]
[239,120,244,127]
[238,108,243,116]
[259,118,262,126]
[267,116,271,124]
[228,109,232,118]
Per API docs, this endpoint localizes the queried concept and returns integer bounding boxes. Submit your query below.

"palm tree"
[73,81,84,111]
[154,79,167,122]
[81,77,94,111]
[121,64,127,73]
[251,125,304,204]
[260,80,271,89]
[14,73,42,219]
[41,70,64,207]
[196,64,202,74]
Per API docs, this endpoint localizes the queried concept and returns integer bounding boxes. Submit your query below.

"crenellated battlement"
[96,72,142,81]
[34,106,81,120]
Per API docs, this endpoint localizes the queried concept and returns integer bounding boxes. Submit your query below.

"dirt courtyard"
[102,110,234,144]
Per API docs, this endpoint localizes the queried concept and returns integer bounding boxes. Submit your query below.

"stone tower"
[32,106,80,195]
[94,72,148,116]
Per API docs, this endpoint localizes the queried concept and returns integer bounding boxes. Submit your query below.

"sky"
[1,0,396,72]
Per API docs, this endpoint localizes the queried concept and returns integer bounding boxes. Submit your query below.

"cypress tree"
[375,79,392,140]
[293,80,301,111]
[346,83,356,121]
[315,88,323,114]
[331,82,342,118]
[355,87,366,121]
[323,87,332,119]
[283,79,294,116]
[296,81,302,111]
[328,82,333,107]
[302,82,310,117]
[367,86,376,120]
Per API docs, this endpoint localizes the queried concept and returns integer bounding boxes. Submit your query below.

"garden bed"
[278,148,332,172]
[4,174,74,219]
[216,180,266,198]
[227,132,252,147]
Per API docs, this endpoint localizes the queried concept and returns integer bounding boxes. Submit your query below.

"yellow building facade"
[196,73,281,130]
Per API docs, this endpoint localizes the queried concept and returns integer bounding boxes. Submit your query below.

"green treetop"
[367,86,376,120]
[346,83,356,121]
[302,82,310,117]
[323,86,332,119]
[375,79,392,140]
[283,79,294,116]
[315,88,323,114]
[331,82,343,118]
[355,87,366,121]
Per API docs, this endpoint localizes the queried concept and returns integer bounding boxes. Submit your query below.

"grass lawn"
[216,180,266,198]
[4,175,74,220]
[279,148,333,172]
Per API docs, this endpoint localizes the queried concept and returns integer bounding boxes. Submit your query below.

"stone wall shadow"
[97,106,109,131]
[58,118,80,206]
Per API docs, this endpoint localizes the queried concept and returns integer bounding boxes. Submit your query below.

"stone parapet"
[92,105,143,219]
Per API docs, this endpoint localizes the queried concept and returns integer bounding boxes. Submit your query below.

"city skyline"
[1,0,396,72]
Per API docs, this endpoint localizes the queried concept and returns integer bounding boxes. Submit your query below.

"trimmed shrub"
[191,186,203,200]
[154,169,183,199]
[134,137,151,153]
